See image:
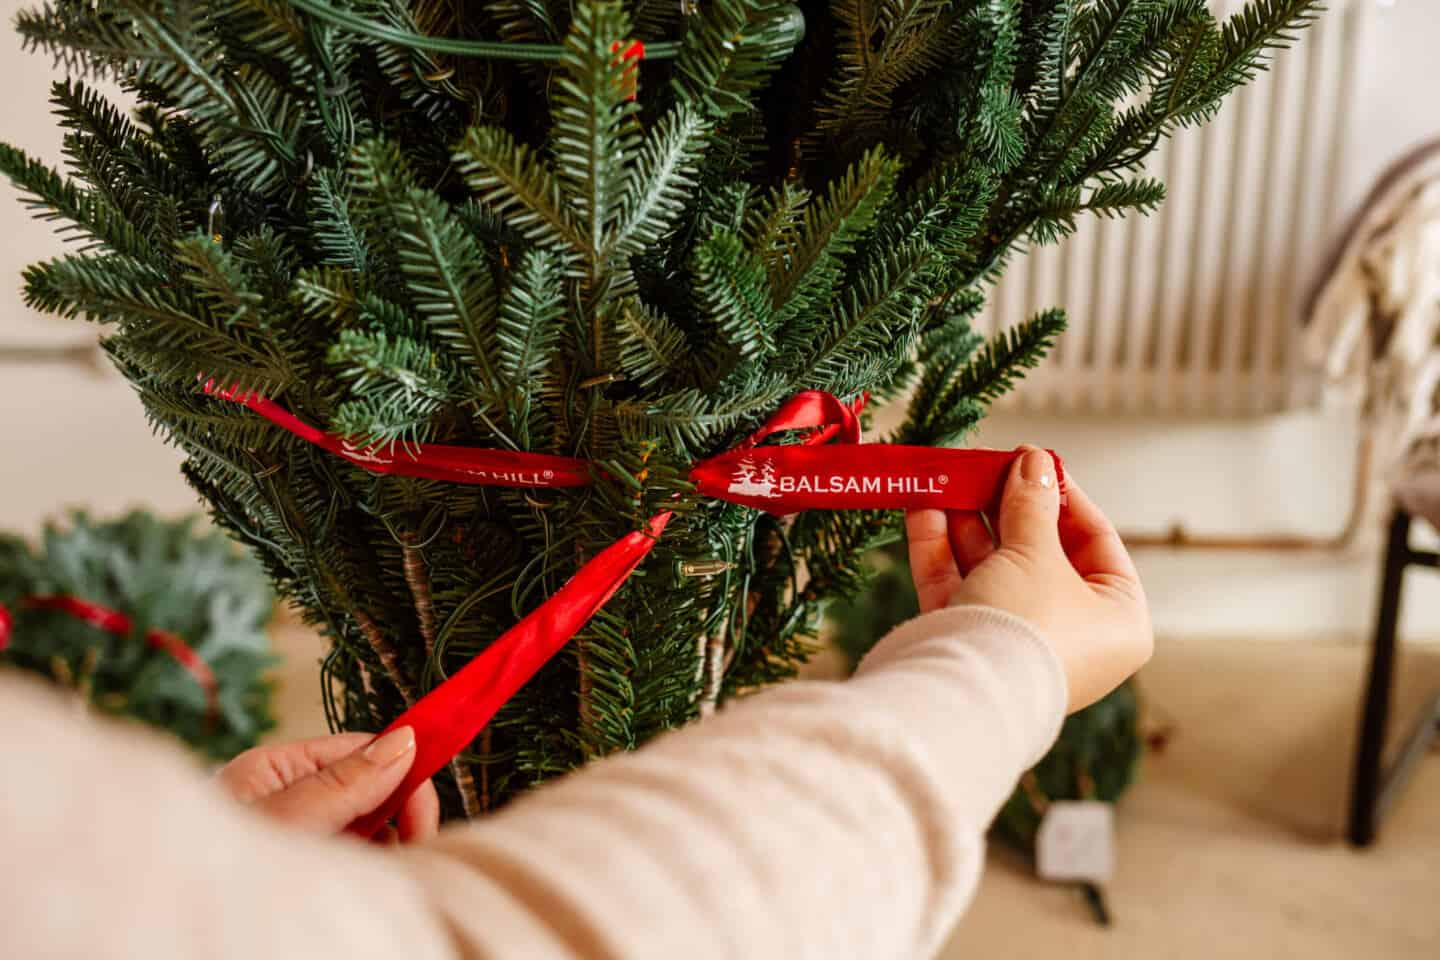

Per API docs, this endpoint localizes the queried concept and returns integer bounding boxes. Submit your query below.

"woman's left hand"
[217,726,439,844]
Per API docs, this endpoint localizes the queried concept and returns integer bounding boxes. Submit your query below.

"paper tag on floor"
[1035,801,1115,883]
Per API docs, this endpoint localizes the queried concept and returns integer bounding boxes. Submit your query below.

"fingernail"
[363,726,415,765]
[1020,449,1054,489]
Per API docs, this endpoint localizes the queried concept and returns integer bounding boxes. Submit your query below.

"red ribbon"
[205,383,1064,833]
[1,594,220,720]
[348,513,670,836]
[204,381,593,487]
[610,39,645,101]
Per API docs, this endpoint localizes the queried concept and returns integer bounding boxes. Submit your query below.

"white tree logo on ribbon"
[727,456,780,499]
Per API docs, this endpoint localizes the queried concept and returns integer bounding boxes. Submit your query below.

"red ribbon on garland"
[0,594,220,720]
[204,382,1064,835]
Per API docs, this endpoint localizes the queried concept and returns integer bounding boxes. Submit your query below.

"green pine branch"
[351,138,501,405]
[0,143,159,261]
[550,0,639,264]
[497,249,565,447]
[610,104,710,257]
[692,231,775,362]
[770,147,900,325]
[800,242,932,389]
[613,376,791,458]
[455,126,585,253]
[326,328,454,450]
[742,183,809,273]
[614,296,688,390]
[670,0,802,118]
[906,308,1067,445]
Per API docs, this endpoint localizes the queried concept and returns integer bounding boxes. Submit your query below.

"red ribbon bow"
[0,594,219,720]
[205,383,1064,834]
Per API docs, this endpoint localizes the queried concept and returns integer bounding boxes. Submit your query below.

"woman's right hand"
[904,447,1152,713]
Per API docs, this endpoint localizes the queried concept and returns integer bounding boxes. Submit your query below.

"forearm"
[407,605,1066,959]
[0,605,1065,960]
[0,674,456,959]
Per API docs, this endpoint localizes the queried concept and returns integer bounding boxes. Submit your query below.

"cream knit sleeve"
[0,605,1065,960]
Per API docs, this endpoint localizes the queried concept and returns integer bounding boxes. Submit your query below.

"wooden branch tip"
[354,610,418,706]
[401,533,439,658]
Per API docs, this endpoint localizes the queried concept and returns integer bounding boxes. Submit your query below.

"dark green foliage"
[327,328,455,449]
[4,0,1314,817]
[903,308,1067,445]
[0,511,275,761]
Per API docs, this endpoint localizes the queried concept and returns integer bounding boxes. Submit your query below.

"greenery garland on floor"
[0,511,275,761]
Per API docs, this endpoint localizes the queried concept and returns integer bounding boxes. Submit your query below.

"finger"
[396,778,442,843]
[995,446,1062,557]
[218,733,376,802]
[906,509,962,614]
[255,726,417,834]
[1058,480,1140,585]
[945,509,995,576]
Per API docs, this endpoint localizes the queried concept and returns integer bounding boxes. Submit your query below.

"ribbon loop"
[738,390,865,449]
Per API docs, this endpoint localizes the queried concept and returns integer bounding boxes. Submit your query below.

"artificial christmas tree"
[3,0,1316,820]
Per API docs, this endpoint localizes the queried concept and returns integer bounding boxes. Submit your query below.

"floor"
[944,637,1440,959]
[267,625,1440,958]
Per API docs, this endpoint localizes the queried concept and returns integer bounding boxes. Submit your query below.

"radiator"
[987,0,1373,416]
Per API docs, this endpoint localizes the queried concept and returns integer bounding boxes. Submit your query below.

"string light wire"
[289,0,683,62]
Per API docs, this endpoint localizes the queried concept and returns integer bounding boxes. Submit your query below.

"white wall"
[972,411,1399,641]
[3,2,1440,642]
[0,1,195,526]
[974,1,1440,643]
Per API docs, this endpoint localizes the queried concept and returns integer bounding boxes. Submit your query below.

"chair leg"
[1348,508,1410,847]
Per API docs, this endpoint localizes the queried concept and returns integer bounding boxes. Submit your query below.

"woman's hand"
[905,447,1152,713]
[217,727,439,843]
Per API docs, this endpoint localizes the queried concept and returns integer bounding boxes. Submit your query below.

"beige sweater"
[0,605,1065,960]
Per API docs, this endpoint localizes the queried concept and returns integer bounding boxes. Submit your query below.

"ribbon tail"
[348,512,671,837]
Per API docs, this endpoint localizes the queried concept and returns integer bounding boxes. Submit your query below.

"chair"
[1348,504,1440,846]
[1303,140,1440,846]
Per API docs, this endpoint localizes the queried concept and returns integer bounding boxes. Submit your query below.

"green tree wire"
[289,0,685,61]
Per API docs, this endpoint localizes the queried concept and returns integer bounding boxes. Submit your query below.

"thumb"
[996,447,1062,556]
[255,726,417,833]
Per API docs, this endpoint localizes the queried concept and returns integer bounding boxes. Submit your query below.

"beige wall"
[0,1,195,528]
[3,1,1440,642]
[968,2,1440,643]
